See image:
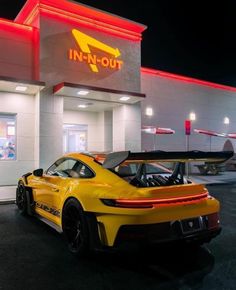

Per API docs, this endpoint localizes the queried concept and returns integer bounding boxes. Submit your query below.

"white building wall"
[0,92,35,185]
[0,23,36,80]
[141,72,236,152]
[104,111,113,152]
[97,111,105,152]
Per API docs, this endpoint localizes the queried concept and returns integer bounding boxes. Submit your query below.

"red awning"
[227,133,236,139]
[142,126,175,135]
[194,129,226,137]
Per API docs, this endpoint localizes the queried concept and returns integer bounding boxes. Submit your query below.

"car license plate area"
[180,217,202,234]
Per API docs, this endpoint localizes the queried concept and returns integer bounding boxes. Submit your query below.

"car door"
[34,158,79,224]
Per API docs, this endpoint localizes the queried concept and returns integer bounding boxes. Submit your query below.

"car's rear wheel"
[16,182,28,215]
[62,199,89,256]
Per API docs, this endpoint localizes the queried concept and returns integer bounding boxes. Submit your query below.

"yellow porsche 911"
[16,150,233,255]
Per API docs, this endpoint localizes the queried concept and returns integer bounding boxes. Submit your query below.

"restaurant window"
[63,124,87,153]
[0,114,16,160]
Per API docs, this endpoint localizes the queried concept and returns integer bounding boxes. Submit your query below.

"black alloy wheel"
[16,183,28,215]
[62,199,89,256]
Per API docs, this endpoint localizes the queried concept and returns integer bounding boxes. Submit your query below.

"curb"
[0,199,15,205]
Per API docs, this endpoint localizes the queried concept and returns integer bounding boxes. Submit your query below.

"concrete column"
[104,111,113,152]
[39,87,64,169]
[113,102,141,152]
[96,111,113,152]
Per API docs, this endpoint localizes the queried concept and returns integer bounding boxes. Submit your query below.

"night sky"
[2,0,236,86]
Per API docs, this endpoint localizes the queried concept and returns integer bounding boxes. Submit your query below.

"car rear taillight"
[101,199,153,208]
[101,192,208,209]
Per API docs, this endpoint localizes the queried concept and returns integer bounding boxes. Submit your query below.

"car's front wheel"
[16,182,28,215]
[62,199,89,256]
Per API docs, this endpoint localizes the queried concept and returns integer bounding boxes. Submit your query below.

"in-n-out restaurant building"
[1,0,236,186]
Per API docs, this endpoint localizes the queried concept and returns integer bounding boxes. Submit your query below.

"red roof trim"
[16,0,146,38]
[38,5,142,41]
[0,18,33,31]
[141,67,236,93]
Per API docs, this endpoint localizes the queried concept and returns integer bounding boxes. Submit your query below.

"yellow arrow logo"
[70,29,123,73]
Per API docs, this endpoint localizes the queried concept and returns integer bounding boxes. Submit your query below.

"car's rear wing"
[102,150,234,169]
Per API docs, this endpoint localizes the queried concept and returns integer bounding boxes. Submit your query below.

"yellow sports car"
[16,150,233,255]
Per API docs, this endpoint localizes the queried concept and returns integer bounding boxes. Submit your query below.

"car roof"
[63,152,95,161]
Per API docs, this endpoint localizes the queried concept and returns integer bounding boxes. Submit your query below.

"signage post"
[185,120,191,178]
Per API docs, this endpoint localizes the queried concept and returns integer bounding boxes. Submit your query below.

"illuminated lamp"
[119,96,130,101]
[224,117,230,124]
[189,112,196,121]
[15,86,28,92]
[77,90,89,96]
[101,192,208,208]
[145,107,153,116]
[78,104,87,108]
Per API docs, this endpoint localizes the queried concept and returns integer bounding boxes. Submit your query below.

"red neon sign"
[184,120,191,135]
[68,49,123,72]
[141,67,236,93]
[185,120,191,135]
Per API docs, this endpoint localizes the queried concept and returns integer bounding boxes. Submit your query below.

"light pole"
[185,119,191,178]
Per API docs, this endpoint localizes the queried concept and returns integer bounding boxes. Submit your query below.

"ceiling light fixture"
[119,96,130,101]
[77,90,89,95]
[15,86,28,92]
[78,104,87,108]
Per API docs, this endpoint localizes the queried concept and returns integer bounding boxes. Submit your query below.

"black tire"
[62,199,89,256]
[16,182,28,215]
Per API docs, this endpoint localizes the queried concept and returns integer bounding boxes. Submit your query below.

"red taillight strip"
[116,192,208,206]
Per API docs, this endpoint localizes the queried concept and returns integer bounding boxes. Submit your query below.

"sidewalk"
[189,171,236,185]
[1,172,236,203]
[0,186,16,204]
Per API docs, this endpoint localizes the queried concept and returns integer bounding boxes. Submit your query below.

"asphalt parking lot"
[0,183,236,290]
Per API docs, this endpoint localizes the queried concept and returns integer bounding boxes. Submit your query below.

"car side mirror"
[33,168,44,177]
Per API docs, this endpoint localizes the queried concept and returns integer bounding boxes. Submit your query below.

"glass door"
[63,124,88,153]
